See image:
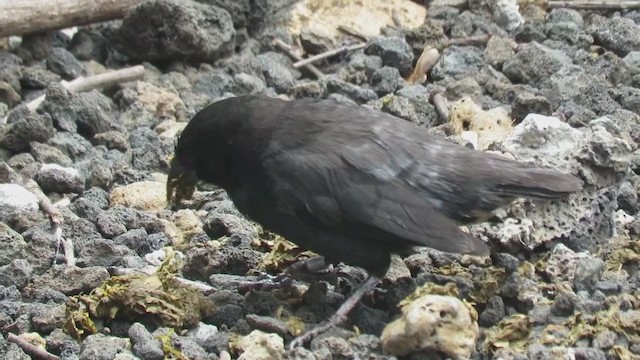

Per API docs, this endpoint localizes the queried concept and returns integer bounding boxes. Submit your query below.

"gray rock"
[233,73,266,95]
[0,108,56,152]
[75,238,137,267]
[515,23,547,43]
[484,36,516,69]
[0,223,27,267]
[207,304,244,327]
[300,25,336,55]
[187,322,219,349]
[573,347,606,360]
[593,329,617,349]
[129,323,164,360]
[42,84,120,137]
[547,8,584,26]
[0,259,33,289]
[79,334,130,360]
[0,184,39,222]
[20,66,61,89]
[624,51,640,68]
[196,0,250,28]
[30,303,66,333]
[129,127,173,172]
[30,265,110,295]
[550,291,577,316]
[431,45,493,82]
[364,37,414,76]
[594,280,622,294]
[193,67,235,99]
[92,131,130,152]
[370,66,403,96]
[46,132,92,161]
[485,80,551,121]
[35,163,85,194]
[478,295,505,327]
[30,142,73,167]
[46,328,81,359]
[502,42,571,85]
[167,336,208,360]
[589,15,640,56]
[85,157,113,190]
[530,303,551,325]
[617,86,640,114]
[116,0,235,63]
[545,22,593,47]
[348,53,383,80]
[256,51,300,93]
[46,47,86,80]
[324,76,377,103]
[574,258,605,292]
[370,88,440,128]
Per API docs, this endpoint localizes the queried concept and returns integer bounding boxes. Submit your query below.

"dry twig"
[446,35,491,48]
[0,0,149,38]
[4,164,74,266]
[2,65,145,124]
[293,43,367,68]
[430,91,450,123]
[7,333,60,360]
[407,46,440,84]
[548,0,640,8]
[272,39,325,79]
[337,25,369,42]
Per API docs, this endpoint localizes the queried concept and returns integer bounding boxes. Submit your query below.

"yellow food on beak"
[166,155,197,205]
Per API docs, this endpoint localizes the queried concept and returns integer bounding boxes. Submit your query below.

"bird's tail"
[494,167,583,200]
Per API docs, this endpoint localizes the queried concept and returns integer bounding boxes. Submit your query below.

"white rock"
[503,114,582,157]
[237,330,284,360]
[381,294,479,359]
[0,183,39,221]
[110,179,167,212]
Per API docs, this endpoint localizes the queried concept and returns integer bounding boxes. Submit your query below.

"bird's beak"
[166,155,199,206]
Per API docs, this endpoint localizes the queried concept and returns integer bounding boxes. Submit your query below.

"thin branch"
[293,43,367,68]
[548,0,640,8]
[446,35,491,47]
[4,164,74,266]
[271,39,325,79]
[7,333,61,360]
[407,46,440,85]
[337,25,369,42]
[430,91,449,123]
[2,65,145,124]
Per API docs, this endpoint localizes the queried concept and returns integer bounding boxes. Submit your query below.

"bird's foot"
[288,275,381,350]
[237,272,293,293]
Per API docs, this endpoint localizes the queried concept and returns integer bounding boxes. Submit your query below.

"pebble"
[0,184,39,222]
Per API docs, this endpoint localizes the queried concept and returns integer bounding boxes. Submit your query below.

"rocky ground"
[0,0,639,359]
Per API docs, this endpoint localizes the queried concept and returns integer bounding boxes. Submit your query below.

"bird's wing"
[262,124,490,257]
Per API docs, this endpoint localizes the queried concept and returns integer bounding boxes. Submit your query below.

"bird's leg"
[288,275,381,349]
[238,256,331,292]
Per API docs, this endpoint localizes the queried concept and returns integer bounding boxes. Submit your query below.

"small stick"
[445,35,491,48]
[548,0,640,8]
[430,91,449,123]
[293,43,367,68]
[7,333,61,360]
[5,164,74,266]
[407,46,440,85]
[2,65,145,124]
[337,25,369,42]
[271,39,324,79]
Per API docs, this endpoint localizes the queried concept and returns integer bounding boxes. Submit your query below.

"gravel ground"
[0,0,639,359]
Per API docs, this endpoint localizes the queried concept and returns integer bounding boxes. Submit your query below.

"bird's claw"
[288,321,335,350]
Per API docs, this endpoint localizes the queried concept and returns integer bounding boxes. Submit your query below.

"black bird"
[167,95,582,347]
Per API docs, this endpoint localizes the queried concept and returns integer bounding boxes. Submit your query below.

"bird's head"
[166,97,250,206]
[166,141,200,206]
